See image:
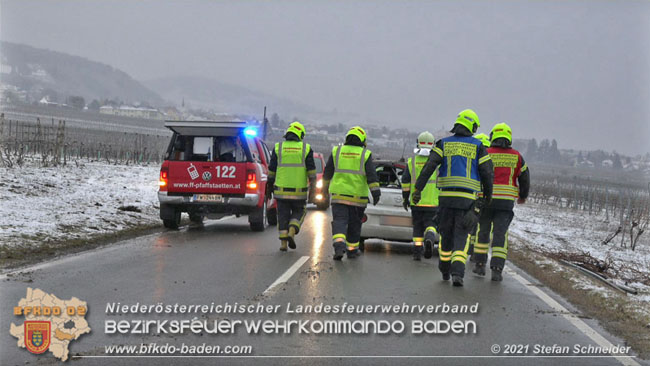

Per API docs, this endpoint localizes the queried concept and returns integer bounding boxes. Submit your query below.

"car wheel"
[189,213,204,224]
[163,209,181,230]
[249,201,267,232]
[316,202,328,210]
[267,207,277,226]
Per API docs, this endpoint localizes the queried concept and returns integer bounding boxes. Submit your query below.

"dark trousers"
[438,207,472,277]
[474,208,514,270]
[412,207,437,242]
[468,225,477,256]
[277,199,306,238]
[331,203,365,250]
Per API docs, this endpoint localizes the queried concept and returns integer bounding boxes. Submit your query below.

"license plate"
[380,215,412,227]
[192,194,224,203]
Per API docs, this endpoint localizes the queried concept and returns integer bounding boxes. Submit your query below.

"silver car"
[360,160,413,251]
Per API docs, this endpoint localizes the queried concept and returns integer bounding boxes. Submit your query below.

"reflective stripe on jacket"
[487,146,526,201]
[436,135,488,199]
[403,155,439,207]
[274,141,310,199]
[329,145,372,207]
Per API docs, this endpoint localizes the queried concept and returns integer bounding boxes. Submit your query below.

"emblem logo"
[202,171,212,181]
[25,321,51,354]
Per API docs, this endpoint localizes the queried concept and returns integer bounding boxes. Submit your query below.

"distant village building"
[161,106,182,121]
[577,160,595,168]
[99,105,165,120]
[38,96,64,107]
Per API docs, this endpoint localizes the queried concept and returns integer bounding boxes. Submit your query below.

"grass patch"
[0,223,163,271]
[118,205,142,213]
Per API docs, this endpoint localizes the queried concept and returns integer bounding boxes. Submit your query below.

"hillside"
[0,41,163,105]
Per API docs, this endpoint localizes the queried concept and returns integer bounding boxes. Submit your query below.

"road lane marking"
[263,256,310,296]
[505,268,640,366]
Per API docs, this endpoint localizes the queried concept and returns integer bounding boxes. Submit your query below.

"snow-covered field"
[511,202,650,304]
[2,158,649,307]
[0,158,160,250]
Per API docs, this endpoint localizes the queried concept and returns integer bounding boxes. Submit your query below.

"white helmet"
[417,131,435,149]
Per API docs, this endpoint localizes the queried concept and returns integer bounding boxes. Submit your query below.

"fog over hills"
[0,41,163,105]
[2,1,650,154]
[0,42,340,122]
[144,75,352,122]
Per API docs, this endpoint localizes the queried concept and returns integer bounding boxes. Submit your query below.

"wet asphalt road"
[0,208,644,366]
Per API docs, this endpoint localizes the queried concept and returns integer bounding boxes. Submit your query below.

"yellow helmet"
[490,123,512,143]
[474,133,491,147]
[455,109,480,133]
[286,121,306,140]
[346,126,367,144]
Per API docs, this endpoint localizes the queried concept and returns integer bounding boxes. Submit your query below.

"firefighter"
[322,126,381,260]
[402,131,440,261]
[474,133,491,148]
[413,109,494,287]
[267,121,317,251]
[468,133,491,261]
[472,123,530,281]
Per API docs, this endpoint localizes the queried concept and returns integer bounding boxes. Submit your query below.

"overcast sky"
[2,0,649,155]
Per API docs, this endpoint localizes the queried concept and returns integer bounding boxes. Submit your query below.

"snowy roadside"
[0,158,161,268]
[511,202,650,299]
[508,202,650,357]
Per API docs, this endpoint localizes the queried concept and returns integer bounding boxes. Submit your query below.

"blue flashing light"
[243,127,258,137]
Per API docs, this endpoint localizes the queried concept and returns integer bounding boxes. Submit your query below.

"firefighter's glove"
[402,199,410,211]
[411,189,421,205]
[475,197,486,211]
[371,189,381,206]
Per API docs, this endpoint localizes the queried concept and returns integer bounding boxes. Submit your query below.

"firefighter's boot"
[413,245,423,261]
[287,226,297,249]
[472,262,486,276]
[279,240,288,252]
[452,275,464,287]
[491,267,503,282]
[424,230,438,259]
[333,241,346,261]
[442,273,451,281]
[347,248,359,259]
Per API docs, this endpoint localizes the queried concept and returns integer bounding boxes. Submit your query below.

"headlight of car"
[316,179,323,189]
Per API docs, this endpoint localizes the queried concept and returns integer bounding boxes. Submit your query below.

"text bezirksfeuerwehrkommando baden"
[104,302,479,335]
[105,302,479,315]
[105,318,477,335]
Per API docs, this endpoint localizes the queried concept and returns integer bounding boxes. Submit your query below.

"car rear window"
[314,157,323,173]
[376,164,403,188]
[168,135,248,162]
